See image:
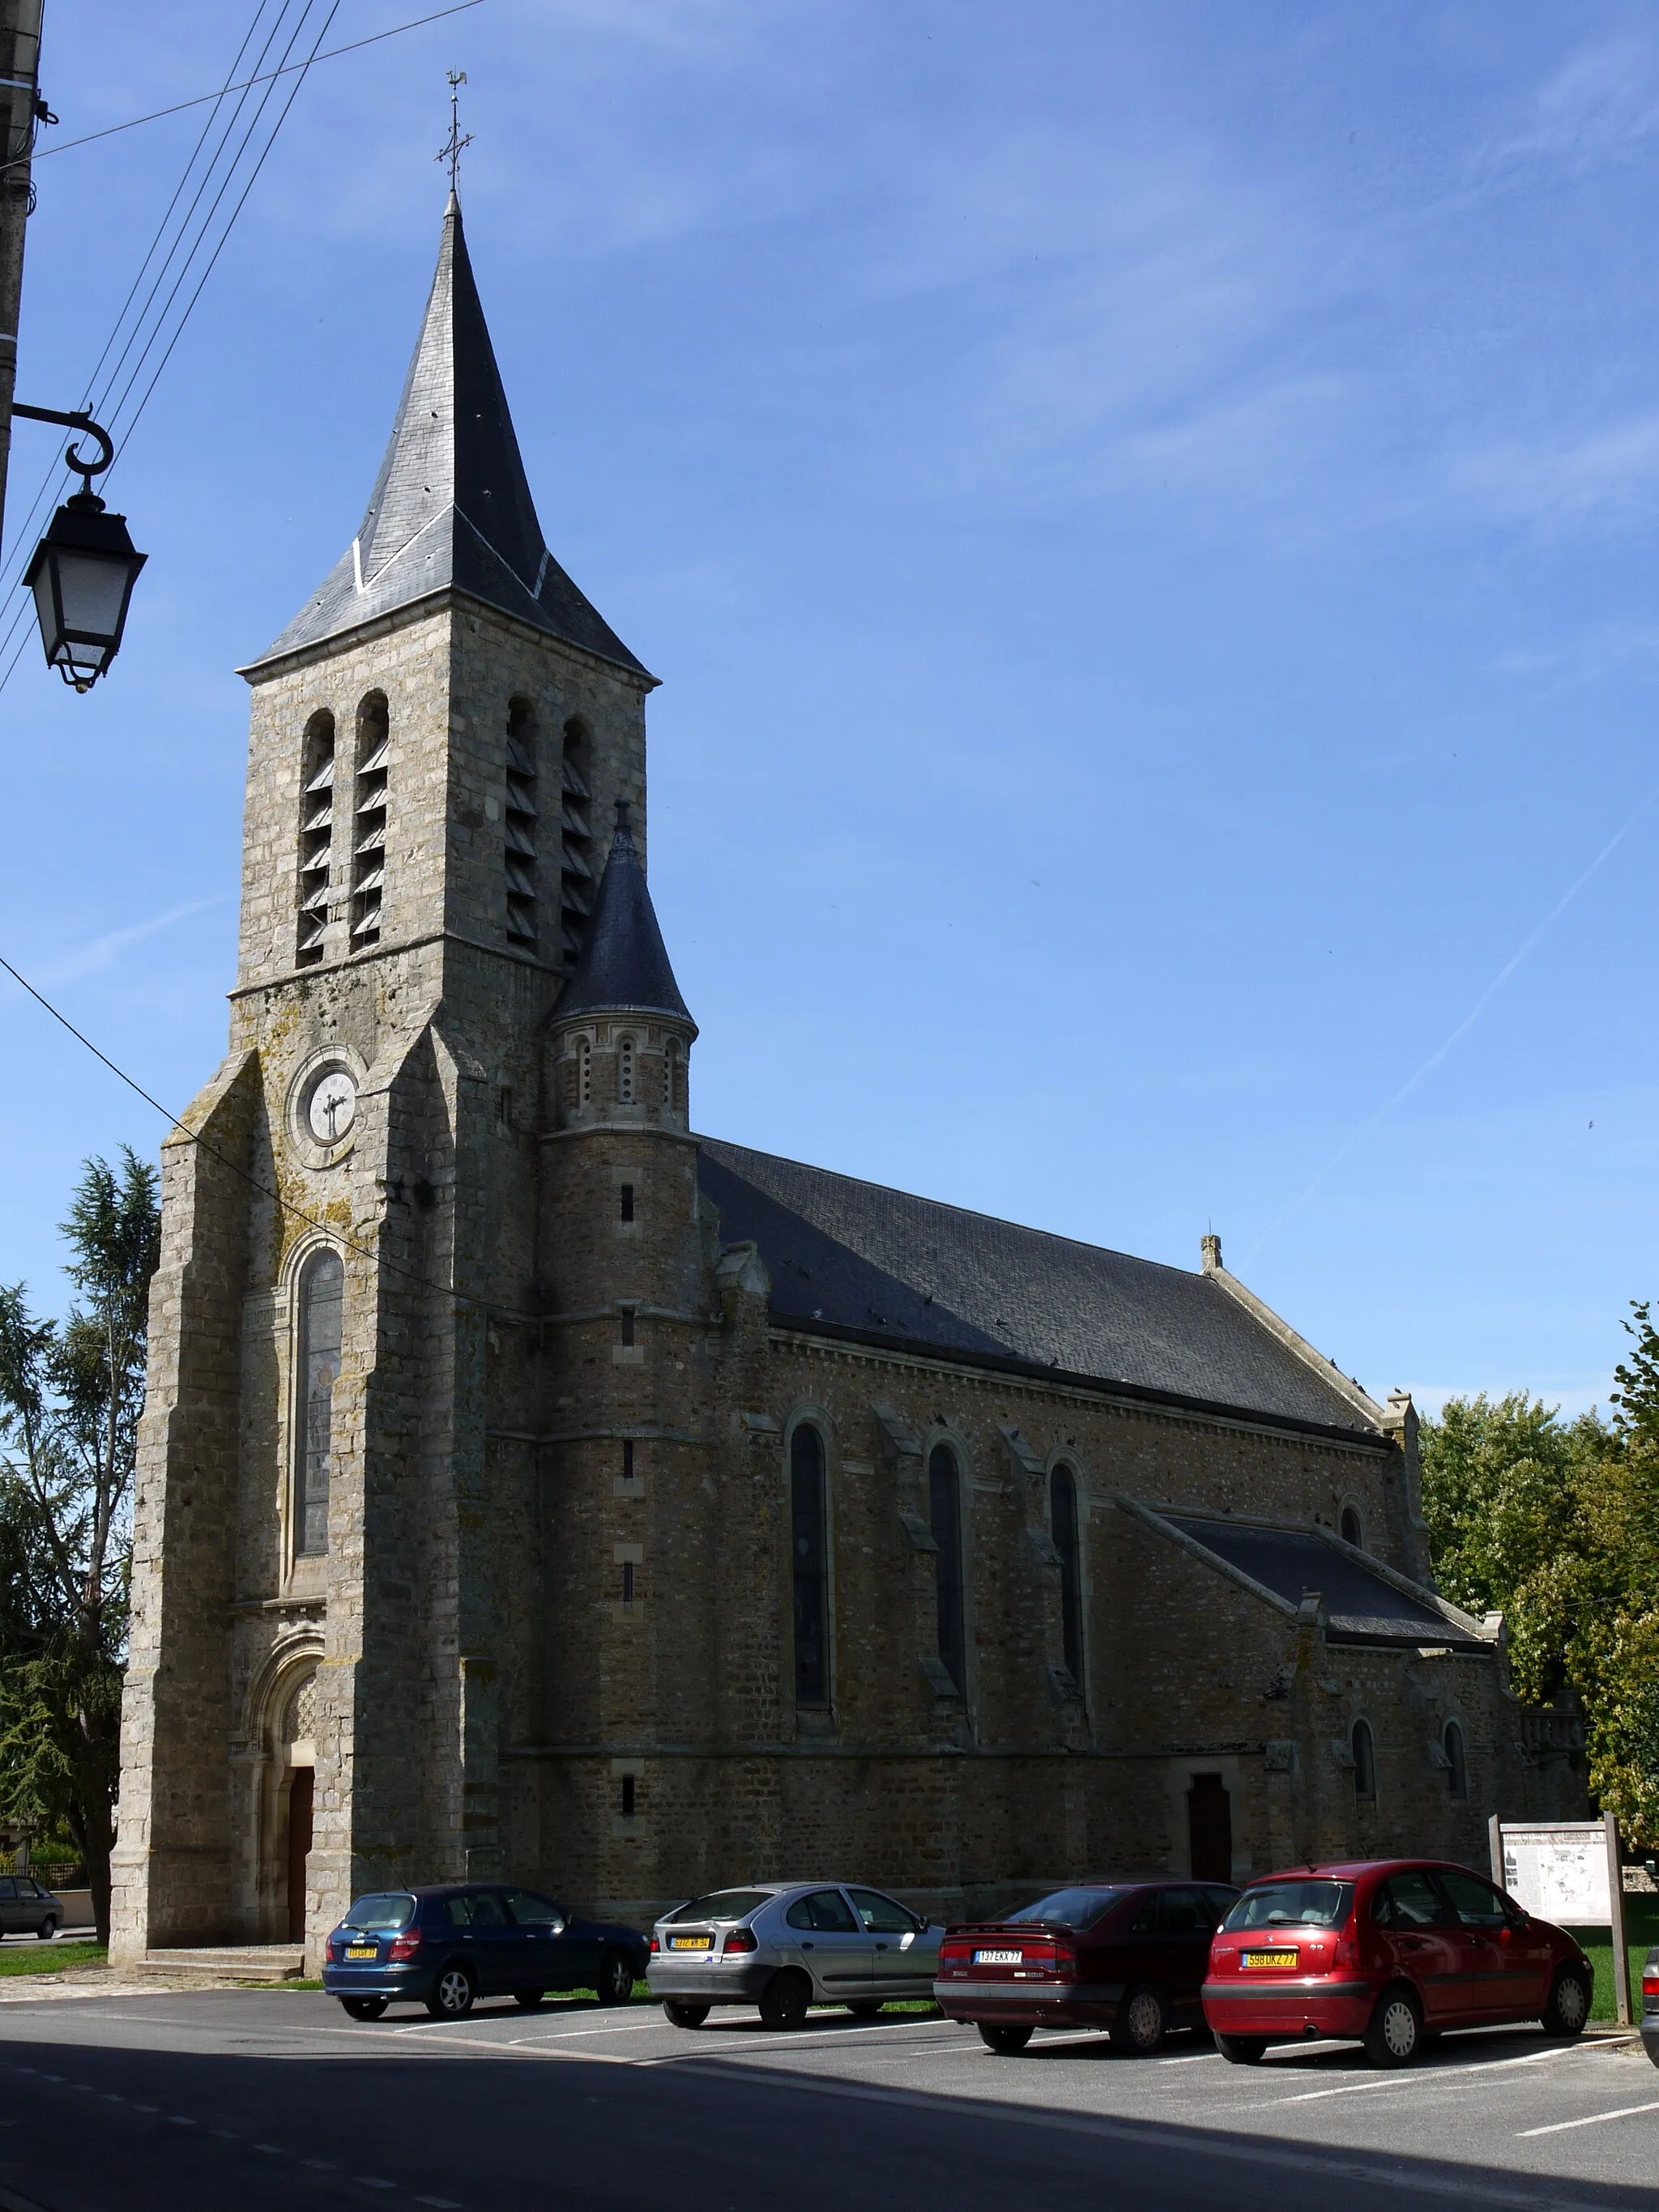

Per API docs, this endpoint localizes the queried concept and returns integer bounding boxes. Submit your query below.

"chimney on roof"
[1201,1233,1222,1274]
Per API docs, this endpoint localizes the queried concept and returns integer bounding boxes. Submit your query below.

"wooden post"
[1604,1810,1630,2028]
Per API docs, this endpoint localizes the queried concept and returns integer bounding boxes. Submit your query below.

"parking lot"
[0,1988,1653,2212]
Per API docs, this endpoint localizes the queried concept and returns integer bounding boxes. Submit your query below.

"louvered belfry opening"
[558,715,595,966]
[505,696,539,946]
[296,710,336,967]
[350,692,389,949]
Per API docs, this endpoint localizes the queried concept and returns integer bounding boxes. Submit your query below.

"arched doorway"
[1187,1772,1233,1882]
[263,1662,318,1946]
[287,1766,313,1941]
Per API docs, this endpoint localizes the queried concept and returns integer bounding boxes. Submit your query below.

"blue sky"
[4,1,1658,1418]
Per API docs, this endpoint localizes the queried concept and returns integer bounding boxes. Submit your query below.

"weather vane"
[437,69,473,194]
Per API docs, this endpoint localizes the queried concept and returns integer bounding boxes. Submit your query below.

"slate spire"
[250,196,649,676]
[557,802,694,1028]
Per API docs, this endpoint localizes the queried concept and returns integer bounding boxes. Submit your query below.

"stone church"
[109,200,1579,1969]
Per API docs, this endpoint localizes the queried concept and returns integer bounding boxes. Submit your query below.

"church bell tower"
[110,195,674,1965]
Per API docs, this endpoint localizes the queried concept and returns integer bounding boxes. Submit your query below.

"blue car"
[322,1884,648,2021]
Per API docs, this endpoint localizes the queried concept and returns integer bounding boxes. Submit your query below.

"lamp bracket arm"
[11,403,114,487]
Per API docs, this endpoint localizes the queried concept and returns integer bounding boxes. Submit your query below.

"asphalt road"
[0,1990,1654,2212]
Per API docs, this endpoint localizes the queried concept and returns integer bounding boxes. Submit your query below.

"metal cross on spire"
[437,70,473,194]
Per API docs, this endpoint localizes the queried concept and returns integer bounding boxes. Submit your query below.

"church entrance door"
[1187,1772,1232,1883]
[286,1767,314,1942]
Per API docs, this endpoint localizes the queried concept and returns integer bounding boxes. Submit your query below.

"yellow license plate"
[346,1946,377,1959]
[669,1936,711,1950]
[1243,1950,1297,1969]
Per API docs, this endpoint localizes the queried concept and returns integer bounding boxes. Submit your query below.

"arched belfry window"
[296,710,335,967]
[505,697,539,946]
[295,1249,343,1558]
[790,1424,830,1707]
[1352,1717,1376,1803]
[928,1443,965,1694]
[1051,1464,1083,1684]
[558,718,593,965]
[1444,1720,1468,1801]
[350,692,389,948]
[617,1035,635,1105]
[663,1037,683,1115]
[1340,1503,1365,1549]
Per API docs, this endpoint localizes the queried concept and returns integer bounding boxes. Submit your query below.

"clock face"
[306,1070,357,1145]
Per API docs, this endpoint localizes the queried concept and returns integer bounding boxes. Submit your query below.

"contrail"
[1239,779,1659,1270]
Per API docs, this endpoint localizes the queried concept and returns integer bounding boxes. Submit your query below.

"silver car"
[647,1882,944,2030]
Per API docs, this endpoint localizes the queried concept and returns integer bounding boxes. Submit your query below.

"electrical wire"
[11,2,484,169]
[0,950,497,1319]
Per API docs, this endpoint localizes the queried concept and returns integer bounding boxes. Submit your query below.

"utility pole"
[0,0,43,569]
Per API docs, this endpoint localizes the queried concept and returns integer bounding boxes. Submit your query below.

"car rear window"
[1008,1887,1128,1931]
[343,1893,416,1931]
[1223,1881,1353,1933]
[665,1890,774,1924]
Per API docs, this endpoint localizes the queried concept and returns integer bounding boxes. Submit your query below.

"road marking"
[301,2158,335,2168]
[1518,2099,1659,2139]
[1269,2078,1427,2105]
[416,2198,463,2209]
[355,2179,396,2190]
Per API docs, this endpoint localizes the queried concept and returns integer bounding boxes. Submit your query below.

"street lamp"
[13,404,146,691]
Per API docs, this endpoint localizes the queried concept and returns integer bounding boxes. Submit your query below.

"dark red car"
[1203,1860,1593,2068]
[934,1880,1237,2054]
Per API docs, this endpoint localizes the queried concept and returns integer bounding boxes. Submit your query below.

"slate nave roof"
[697,1138,1380,1438]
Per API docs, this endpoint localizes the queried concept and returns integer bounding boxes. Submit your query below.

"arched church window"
[295,1249,343,1557]
[617,1035,635,1104]
[349,692,389,949]
[790,1423,830,1707]
[1352,1717,1376,1803]
[1444,1720,1468,1800]
[1050,1464,1083,1684]
[558,718,593,967]
[505,697,539,947]
[296,710,335,967]
[1340,1503,1365,1549]
[928,1443,966,1695]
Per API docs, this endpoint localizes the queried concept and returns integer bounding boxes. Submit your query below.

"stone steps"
[139,1946,306,1984]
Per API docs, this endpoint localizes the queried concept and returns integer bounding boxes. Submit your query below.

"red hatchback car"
[1203,1860,1593,2067]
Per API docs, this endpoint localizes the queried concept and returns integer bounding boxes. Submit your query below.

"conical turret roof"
[247,198,650,677]
[556,803,693,1028]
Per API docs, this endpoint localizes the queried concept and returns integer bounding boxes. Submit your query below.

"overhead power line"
[9,1,486,171]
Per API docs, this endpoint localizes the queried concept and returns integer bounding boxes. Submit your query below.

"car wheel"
[514,1990,545,2010]
[1542,1967,1590,2039]
[1111,1987,1167,2056]
[847,2001,883,2019]
[663,1999,710,2029]
[1213,2032,1267,2065]
[978,2023,1034,2055]
[340,1997,389,2022]
[35,1916,57,1942]
[597,1950,635,2006]
[758,1969,812,2031]
[425,1964,477,2020]
[1363,1986,1422,2068]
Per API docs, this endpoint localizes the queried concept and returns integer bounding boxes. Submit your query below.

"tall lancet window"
[558,718,594,965]
[1050,1464,1083,1684]
[790,1424,830,1707]
[296,711,335,967]
[350,692,389,948]
[928,1443,966,1695]
[505,697,539,946]
[296,1249,343,1558]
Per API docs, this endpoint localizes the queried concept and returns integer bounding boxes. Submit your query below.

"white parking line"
[1518,2099,1659,2139]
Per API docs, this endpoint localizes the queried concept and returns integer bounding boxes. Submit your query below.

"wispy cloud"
[1456,411,1659,533]
[1481,36,1659,175]
[25,899,220,988]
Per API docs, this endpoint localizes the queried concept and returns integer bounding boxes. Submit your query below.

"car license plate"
[974,1948,1023,1965]
[669,1936,711,1951]
[346,1945,377,1959]
[1243,1950,1297,1969]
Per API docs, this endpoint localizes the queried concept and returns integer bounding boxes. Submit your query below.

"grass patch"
[1564,1894,1659,2022]
[0,1943,105,1978]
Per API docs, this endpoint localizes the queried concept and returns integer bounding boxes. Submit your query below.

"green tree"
[0,1150,159,1941]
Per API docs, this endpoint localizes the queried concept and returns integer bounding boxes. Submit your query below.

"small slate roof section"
[696,1139,1376,1433]
[555,808,693,1025]
[249,197,649,678]
[1166,1518,1483,1649]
